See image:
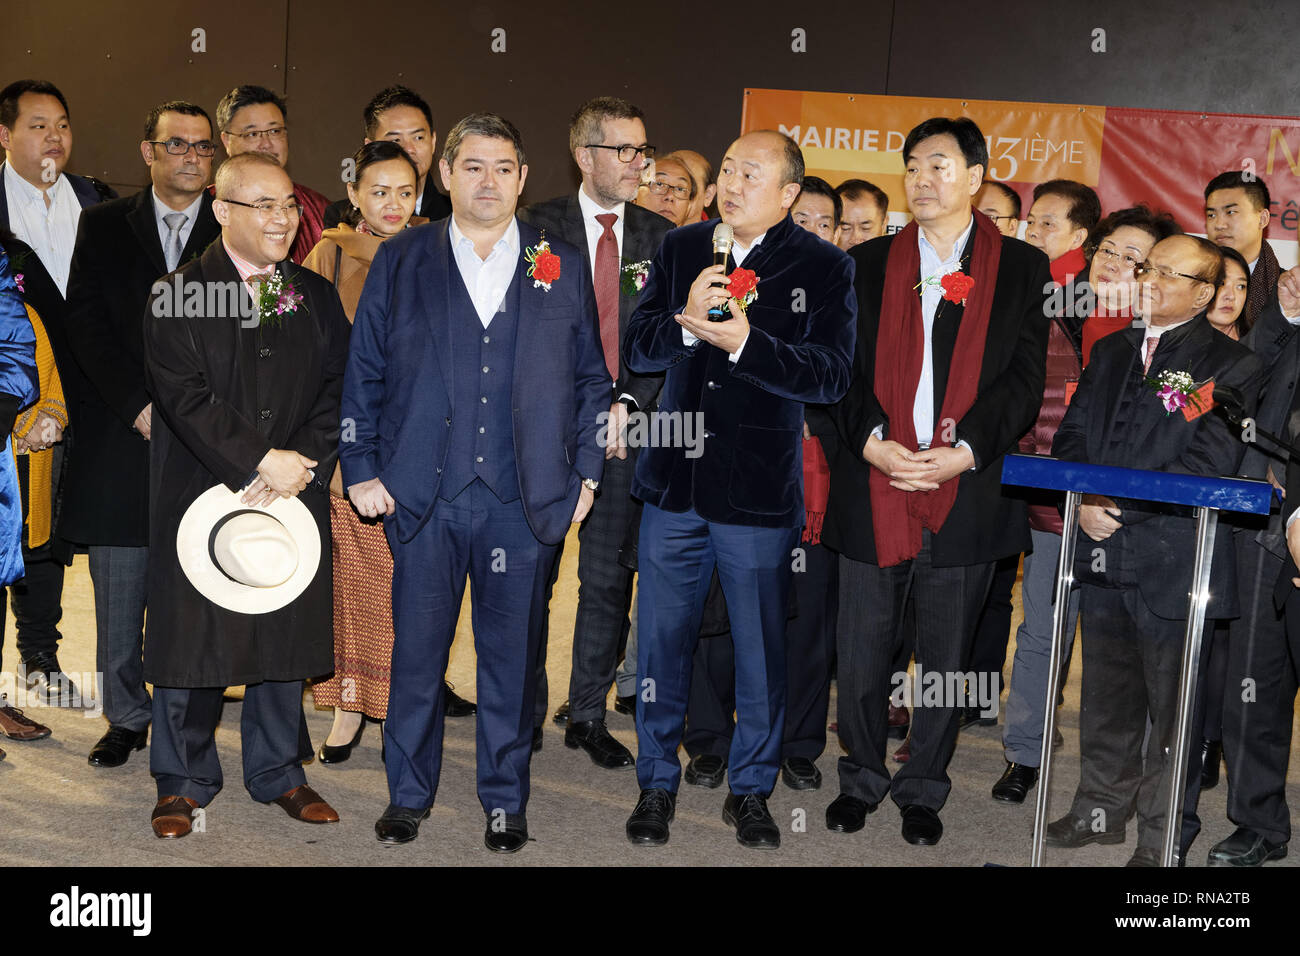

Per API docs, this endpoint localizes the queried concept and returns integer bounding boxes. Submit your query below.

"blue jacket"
[0,248,40,585]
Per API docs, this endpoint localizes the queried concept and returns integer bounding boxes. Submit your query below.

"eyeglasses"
[984,213,1018,225]
[148,138,217,157]
[229,127,288,144]
[647,180,690,200]
[1135,262,1211,285]
[1094,245,1143,271]
[585,143,655,163]
[218,198,301,217]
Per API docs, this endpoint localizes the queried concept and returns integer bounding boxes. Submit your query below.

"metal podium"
[1000,454,1272,867]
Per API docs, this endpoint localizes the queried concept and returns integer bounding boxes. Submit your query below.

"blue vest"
[439,261,522,503]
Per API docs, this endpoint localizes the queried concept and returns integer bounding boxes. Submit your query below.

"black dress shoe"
[991,762,1039,803]
[21,653,82,705]
[565,719,634,769]
[485,814,529,853]
[532,726,543,753]
[626,788,676,845]
[444,682,476,718]
[825,793,876,833]
[1200,738,1222,789]
[723,792,780,849]
[614,694,635,716]
[780,756,822,790]
[1207,827,1288,867]
[318,720,365,764]
[958,706,997,730]
[1044,812,1125,848]
[683,753,727,788]
[88,725,148,768]
[552,700,571,727]
[1125,846,1162,867]
[375,804,430,845]
[900,804,943,846]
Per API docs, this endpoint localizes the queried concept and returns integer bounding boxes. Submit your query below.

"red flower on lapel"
[940,270,975,305]
[526,238,561,290]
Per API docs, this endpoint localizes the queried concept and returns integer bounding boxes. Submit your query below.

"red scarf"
[801,433,830,545]
[869,212,1002,567]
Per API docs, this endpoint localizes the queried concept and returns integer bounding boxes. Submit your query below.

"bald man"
[1046,235,1262,866]
[672,149,717,223]
[142,152,351,839]
[622,129,855,849]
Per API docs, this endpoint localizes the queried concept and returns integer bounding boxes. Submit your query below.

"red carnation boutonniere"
[526,238,562,291]
[727,267,759,313]
[939,270,975,305]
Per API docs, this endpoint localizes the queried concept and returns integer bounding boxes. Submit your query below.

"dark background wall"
[6,0,1299,203]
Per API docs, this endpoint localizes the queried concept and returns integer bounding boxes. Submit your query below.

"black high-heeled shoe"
[318,718,365,764]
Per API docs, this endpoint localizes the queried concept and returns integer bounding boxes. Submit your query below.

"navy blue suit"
[623,215,856,794]
[341,217,609,818]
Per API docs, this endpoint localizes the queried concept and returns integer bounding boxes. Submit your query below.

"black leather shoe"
[780,756,822,790]
[991,762,1039,803]
[626,788,675,845]
[1044,812,1125,848]
[21,653,83,705]
[375,804,430,845]
[485,814,529,853]
[532,726,543,753]
[88,725,148,768]
[1200,738,1222,789]
[444,682,476,718]
[825,793,876,833]
[318,720,364,764]
[900,804,943,846]
[565,719,634,769]
[614,694,635,716]
[958,706,997,730]
[1207,827,1288,867]
[1125,846,1162,867]
[552,700,570,727]
[684,753,727,788]
[723,792,780,849]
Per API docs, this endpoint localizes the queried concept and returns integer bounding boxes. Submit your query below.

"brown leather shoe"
[892,736,912,763]
[151,796,200,838]
[0,703,51,741]
[272,784,339,823]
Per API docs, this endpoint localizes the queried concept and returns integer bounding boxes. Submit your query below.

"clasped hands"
[14,411,63,454]
[675,264,750,356]
[241,448,318,507]
[862,435,973,491]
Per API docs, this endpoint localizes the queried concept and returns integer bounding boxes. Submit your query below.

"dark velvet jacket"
[1054,315,1261,620]
[623,214,856,528]
[822,227,1052,567]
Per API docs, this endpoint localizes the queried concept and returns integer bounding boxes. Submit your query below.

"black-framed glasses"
[218,197,301,217]
[148,138,217,157]
[1135,262,1211,285]
[647,179,690,200]
[585,143,655,163]
[983,213,1018,225]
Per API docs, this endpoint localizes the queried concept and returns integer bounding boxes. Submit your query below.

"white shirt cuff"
[682,328,699,347]
[728,331,750,364]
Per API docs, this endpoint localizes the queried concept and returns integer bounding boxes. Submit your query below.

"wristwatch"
[582,478,600,492]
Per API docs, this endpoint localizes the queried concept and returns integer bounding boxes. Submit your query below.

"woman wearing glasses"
[302,141,427,764]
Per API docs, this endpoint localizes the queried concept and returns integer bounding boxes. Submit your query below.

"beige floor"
[0,538,1296,867]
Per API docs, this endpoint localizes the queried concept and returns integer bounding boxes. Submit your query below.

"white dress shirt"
[577,186,624,279]
[913,215,975,446]
[153,188,204,263]
[682,230,762,361]
[449,214,519,327]
[4,162,82,295]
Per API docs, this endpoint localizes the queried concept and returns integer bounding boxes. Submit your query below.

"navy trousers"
[635,503,798,795]
[385,478,558,817]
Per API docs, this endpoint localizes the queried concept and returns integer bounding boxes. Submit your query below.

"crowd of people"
[0,76,1296,867]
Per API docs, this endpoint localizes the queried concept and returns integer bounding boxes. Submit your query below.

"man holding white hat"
[141,152,351,838]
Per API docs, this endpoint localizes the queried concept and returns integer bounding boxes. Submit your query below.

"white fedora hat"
[176,485,322,615]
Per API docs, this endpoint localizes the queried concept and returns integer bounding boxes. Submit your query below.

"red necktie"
[1143,336,1158,374]
[594,212,620,380]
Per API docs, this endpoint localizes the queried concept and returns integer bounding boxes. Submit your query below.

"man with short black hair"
[976,181,1022,238]
[836,178,889,250]
[216,85,328,264]
[1025,179,1101,285]
[791,175,841,243]
[1205,170,1278,329]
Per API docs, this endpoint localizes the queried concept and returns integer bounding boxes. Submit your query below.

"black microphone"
[707,223,734,321]
[1214,382,1300,462]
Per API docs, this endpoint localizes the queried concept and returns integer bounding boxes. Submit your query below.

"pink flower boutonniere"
[1146,369,1215,421]
[621,259,651,297]
[252,272,306,328]
[526,238,562,291]
[13,274,23,294]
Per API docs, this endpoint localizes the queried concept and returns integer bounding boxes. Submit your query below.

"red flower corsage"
[727,267,759,312]
[940,270,975,305]
[526,239,561,290]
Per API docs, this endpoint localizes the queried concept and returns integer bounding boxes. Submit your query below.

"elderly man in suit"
[63,100,221,769]
[519,96,671,768]
[342,113,610,852]
[822,117,1051,847]
[142,152,350,839]
[1047,235,1261,866]
[621,129,856,849]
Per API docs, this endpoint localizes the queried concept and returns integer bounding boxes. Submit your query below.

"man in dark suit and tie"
[519,97,671,768]
[342,113,610,852]
[62,100,221,769]
[822,117,1051,847]
[1047,235,1260,866]
[621,130,856,849]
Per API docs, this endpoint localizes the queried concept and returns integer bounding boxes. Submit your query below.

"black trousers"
[1,555,66,667]
[836,534,994,810]
[1223,530,1298,845]
[967,553,1020,697]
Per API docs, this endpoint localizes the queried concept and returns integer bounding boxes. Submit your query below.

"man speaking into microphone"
[620,130,856,849]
